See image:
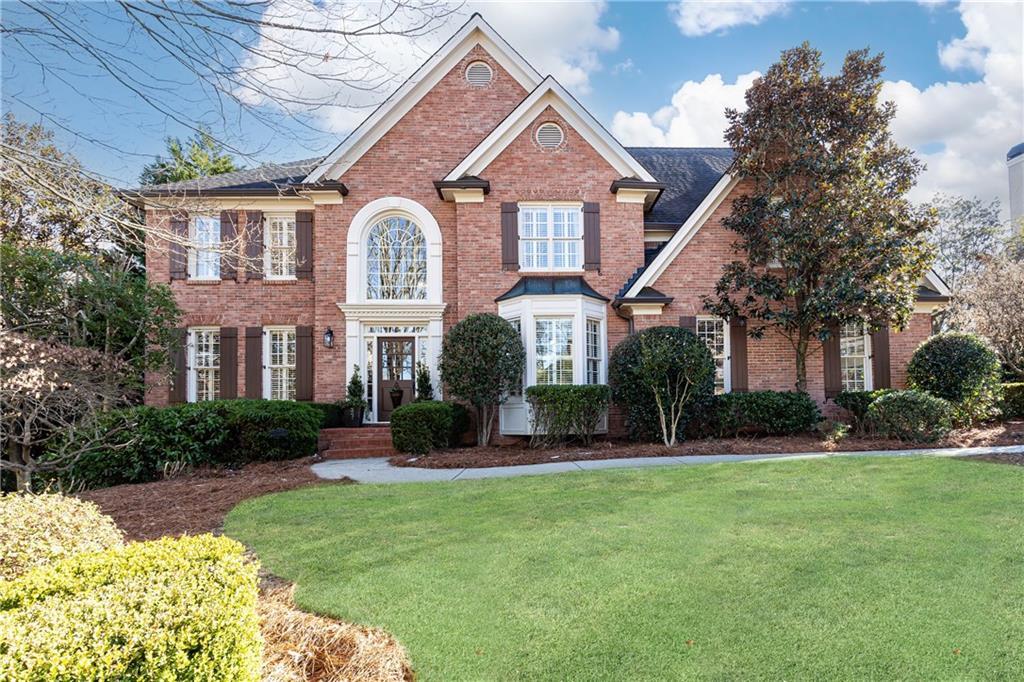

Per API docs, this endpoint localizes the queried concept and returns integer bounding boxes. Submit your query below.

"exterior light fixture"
[323,327,334,348]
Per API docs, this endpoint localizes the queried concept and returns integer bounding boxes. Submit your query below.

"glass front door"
[376,337,415,422]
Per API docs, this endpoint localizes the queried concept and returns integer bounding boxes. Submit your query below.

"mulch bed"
[78,458,352,542]
[391,420,1024,469]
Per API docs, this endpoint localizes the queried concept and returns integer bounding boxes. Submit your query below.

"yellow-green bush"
[0,534,261,681]
[0,493,123,581]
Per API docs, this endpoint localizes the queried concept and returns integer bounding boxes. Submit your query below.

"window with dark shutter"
[295,326,314,401]
[245,327,263,398]
[729,317,749,393]
[823,324,842,399]
[871,326,891,389]
[169,213,188,280]
[168,328,187,404]
[244,211,264,280]
[296,211,314,280]
[220,211,238,280]
[501,202,519,271]
[583,202,600,271]
[219,327,238,398]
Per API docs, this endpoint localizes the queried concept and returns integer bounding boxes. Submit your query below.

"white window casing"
[518,203,583,272]
[839,321,873,392]
[263,326,297,400]
[696,316,731,394]
[497,295,607,435]
[264,213,297,279]
[187,327,220,403]
[189,215,221,280]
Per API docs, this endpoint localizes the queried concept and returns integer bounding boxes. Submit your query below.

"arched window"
[366,215,427,300]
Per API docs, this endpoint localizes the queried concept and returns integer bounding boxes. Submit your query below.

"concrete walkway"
[311,443,1024,484]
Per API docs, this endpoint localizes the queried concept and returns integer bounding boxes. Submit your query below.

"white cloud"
[237,1,619,134]
[611,58,637,76]
[670,1,790,37]
[614,2,1023,213]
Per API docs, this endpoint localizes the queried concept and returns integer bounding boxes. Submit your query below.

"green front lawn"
[226,458,1024,680]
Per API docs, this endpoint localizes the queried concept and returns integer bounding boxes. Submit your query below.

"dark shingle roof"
[626,147,734,226]
[495,276,609,302]
[139,158,322,194]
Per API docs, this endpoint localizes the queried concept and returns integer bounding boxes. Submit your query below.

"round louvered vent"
[465,61,493,87]
[536,122,564,149]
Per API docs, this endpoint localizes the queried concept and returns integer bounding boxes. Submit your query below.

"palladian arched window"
[366,215,427,300]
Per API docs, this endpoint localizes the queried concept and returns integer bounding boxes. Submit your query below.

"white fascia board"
[445,76,657,183]
[923,269,952,297]
[304,15,541,184]
[625,173,738,298]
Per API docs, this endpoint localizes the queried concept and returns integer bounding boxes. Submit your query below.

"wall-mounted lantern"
[323,327,334,348]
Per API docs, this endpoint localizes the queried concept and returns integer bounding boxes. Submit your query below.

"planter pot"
[339,406,365,428]
[390,388,405,409]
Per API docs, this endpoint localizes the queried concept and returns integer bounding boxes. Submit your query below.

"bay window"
[266,214,297,278]
[535,318,574,385]
[840,321,872,392]
[187,327,220,402]
[519,204,583,271]
[190,215,220,279]
[264,327,297,400]
[586,318,601,385]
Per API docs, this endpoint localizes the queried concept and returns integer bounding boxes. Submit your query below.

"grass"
[225,457,1024,680]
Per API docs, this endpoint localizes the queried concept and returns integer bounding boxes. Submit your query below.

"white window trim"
[517,202,585,273]
[840,322,874,392]
[497,295,607,435]
[188,215,221,281]
[263,212,297,281]
[262,326,297,401]
[186,327,220,403]
[696,316,732,394]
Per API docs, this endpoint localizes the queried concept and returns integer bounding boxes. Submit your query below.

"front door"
[377,337,415,422]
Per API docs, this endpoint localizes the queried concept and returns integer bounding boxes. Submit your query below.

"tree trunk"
[477,405,494,446]
[795,328,810,393]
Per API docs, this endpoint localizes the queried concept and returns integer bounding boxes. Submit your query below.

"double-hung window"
[188,328,220,402]
[265,327,297,400]
[190,216,221,279]
[535,318,574,385]
[696,316,730,394]
[519,204,583,271]
[586,318,602,385]
[265,214,297,279]
[840,321,872,391]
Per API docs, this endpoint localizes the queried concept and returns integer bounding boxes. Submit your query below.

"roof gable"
[627,148,733,226]
[444,76,657,183]
[304,14,541,183]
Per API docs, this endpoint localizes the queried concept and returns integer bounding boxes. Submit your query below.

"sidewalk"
[311,444,1024,484]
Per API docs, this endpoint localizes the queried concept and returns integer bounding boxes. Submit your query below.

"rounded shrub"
[0,493,124,580]
[907,333,1002,425]
[391,401,455,455]
[609,326,715,444]
[867,389,953,442]
[702,391,821,438]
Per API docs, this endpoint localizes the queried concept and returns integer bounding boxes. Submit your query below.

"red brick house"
[141,14,949,435]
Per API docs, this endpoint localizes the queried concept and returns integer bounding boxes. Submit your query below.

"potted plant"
[389,380,405,409]
[339,366,367,427]
[415,360,434,402]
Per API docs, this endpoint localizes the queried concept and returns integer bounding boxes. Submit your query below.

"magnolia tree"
[704,43,934,393]
[1,333,133,491]
[950,255,1024,379]
[439,314,524,446]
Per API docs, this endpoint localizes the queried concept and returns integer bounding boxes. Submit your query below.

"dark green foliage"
[907,333,1002,424]
[1001,383,1024,419]
[139,129,239,185]
[54,400,320,489]
[415,361,434,402]
[390,401,454,455]
[867,390,953,442]
[834,389,892,433]
[609,326,715,445]
[439,314,525,445]
[342,366,367,410]
[700,391,821,438]
[309,402,345,428]
[525,385,611,447]
[448,402,472,447]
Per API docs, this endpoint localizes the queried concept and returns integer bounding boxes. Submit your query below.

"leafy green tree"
[0,243,180,397]
[439,314,524,446]
[140,129,239,185]
[704,43,934,392]
[925,194,1005,295]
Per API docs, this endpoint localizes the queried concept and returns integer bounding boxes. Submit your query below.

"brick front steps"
[319,425,396,459]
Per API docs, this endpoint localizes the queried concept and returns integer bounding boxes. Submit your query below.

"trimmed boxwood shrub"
[1001,383,1024,419]
[867,389,953,442]
[701,391,821,438]
[309,401,345,428]
[0,534,261,681]
[54,400,321,490]
[525,384,611,447]
[448,402,472,447]
[0,494,124,580]
[834,389,893,433]
[907,333,1002,425]
[391,401,454,455]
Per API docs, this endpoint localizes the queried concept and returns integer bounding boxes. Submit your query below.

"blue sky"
[3,1,1020,209]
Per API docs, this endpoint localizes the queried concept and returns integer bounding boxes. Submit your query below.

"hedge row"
[390,401,470,455]
[54,399,321,490]
[699,391,821,438]
[0,533,261,681]
[525,384,611,447]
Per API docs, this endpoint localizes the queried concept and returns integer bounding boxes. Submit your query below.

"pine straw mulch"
[391,420,1024,469]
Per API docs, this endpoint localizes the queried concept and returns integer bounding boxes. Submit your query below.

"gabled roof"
[445,76,657,183]
[304,14,542,183]
[626,148,733,226]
